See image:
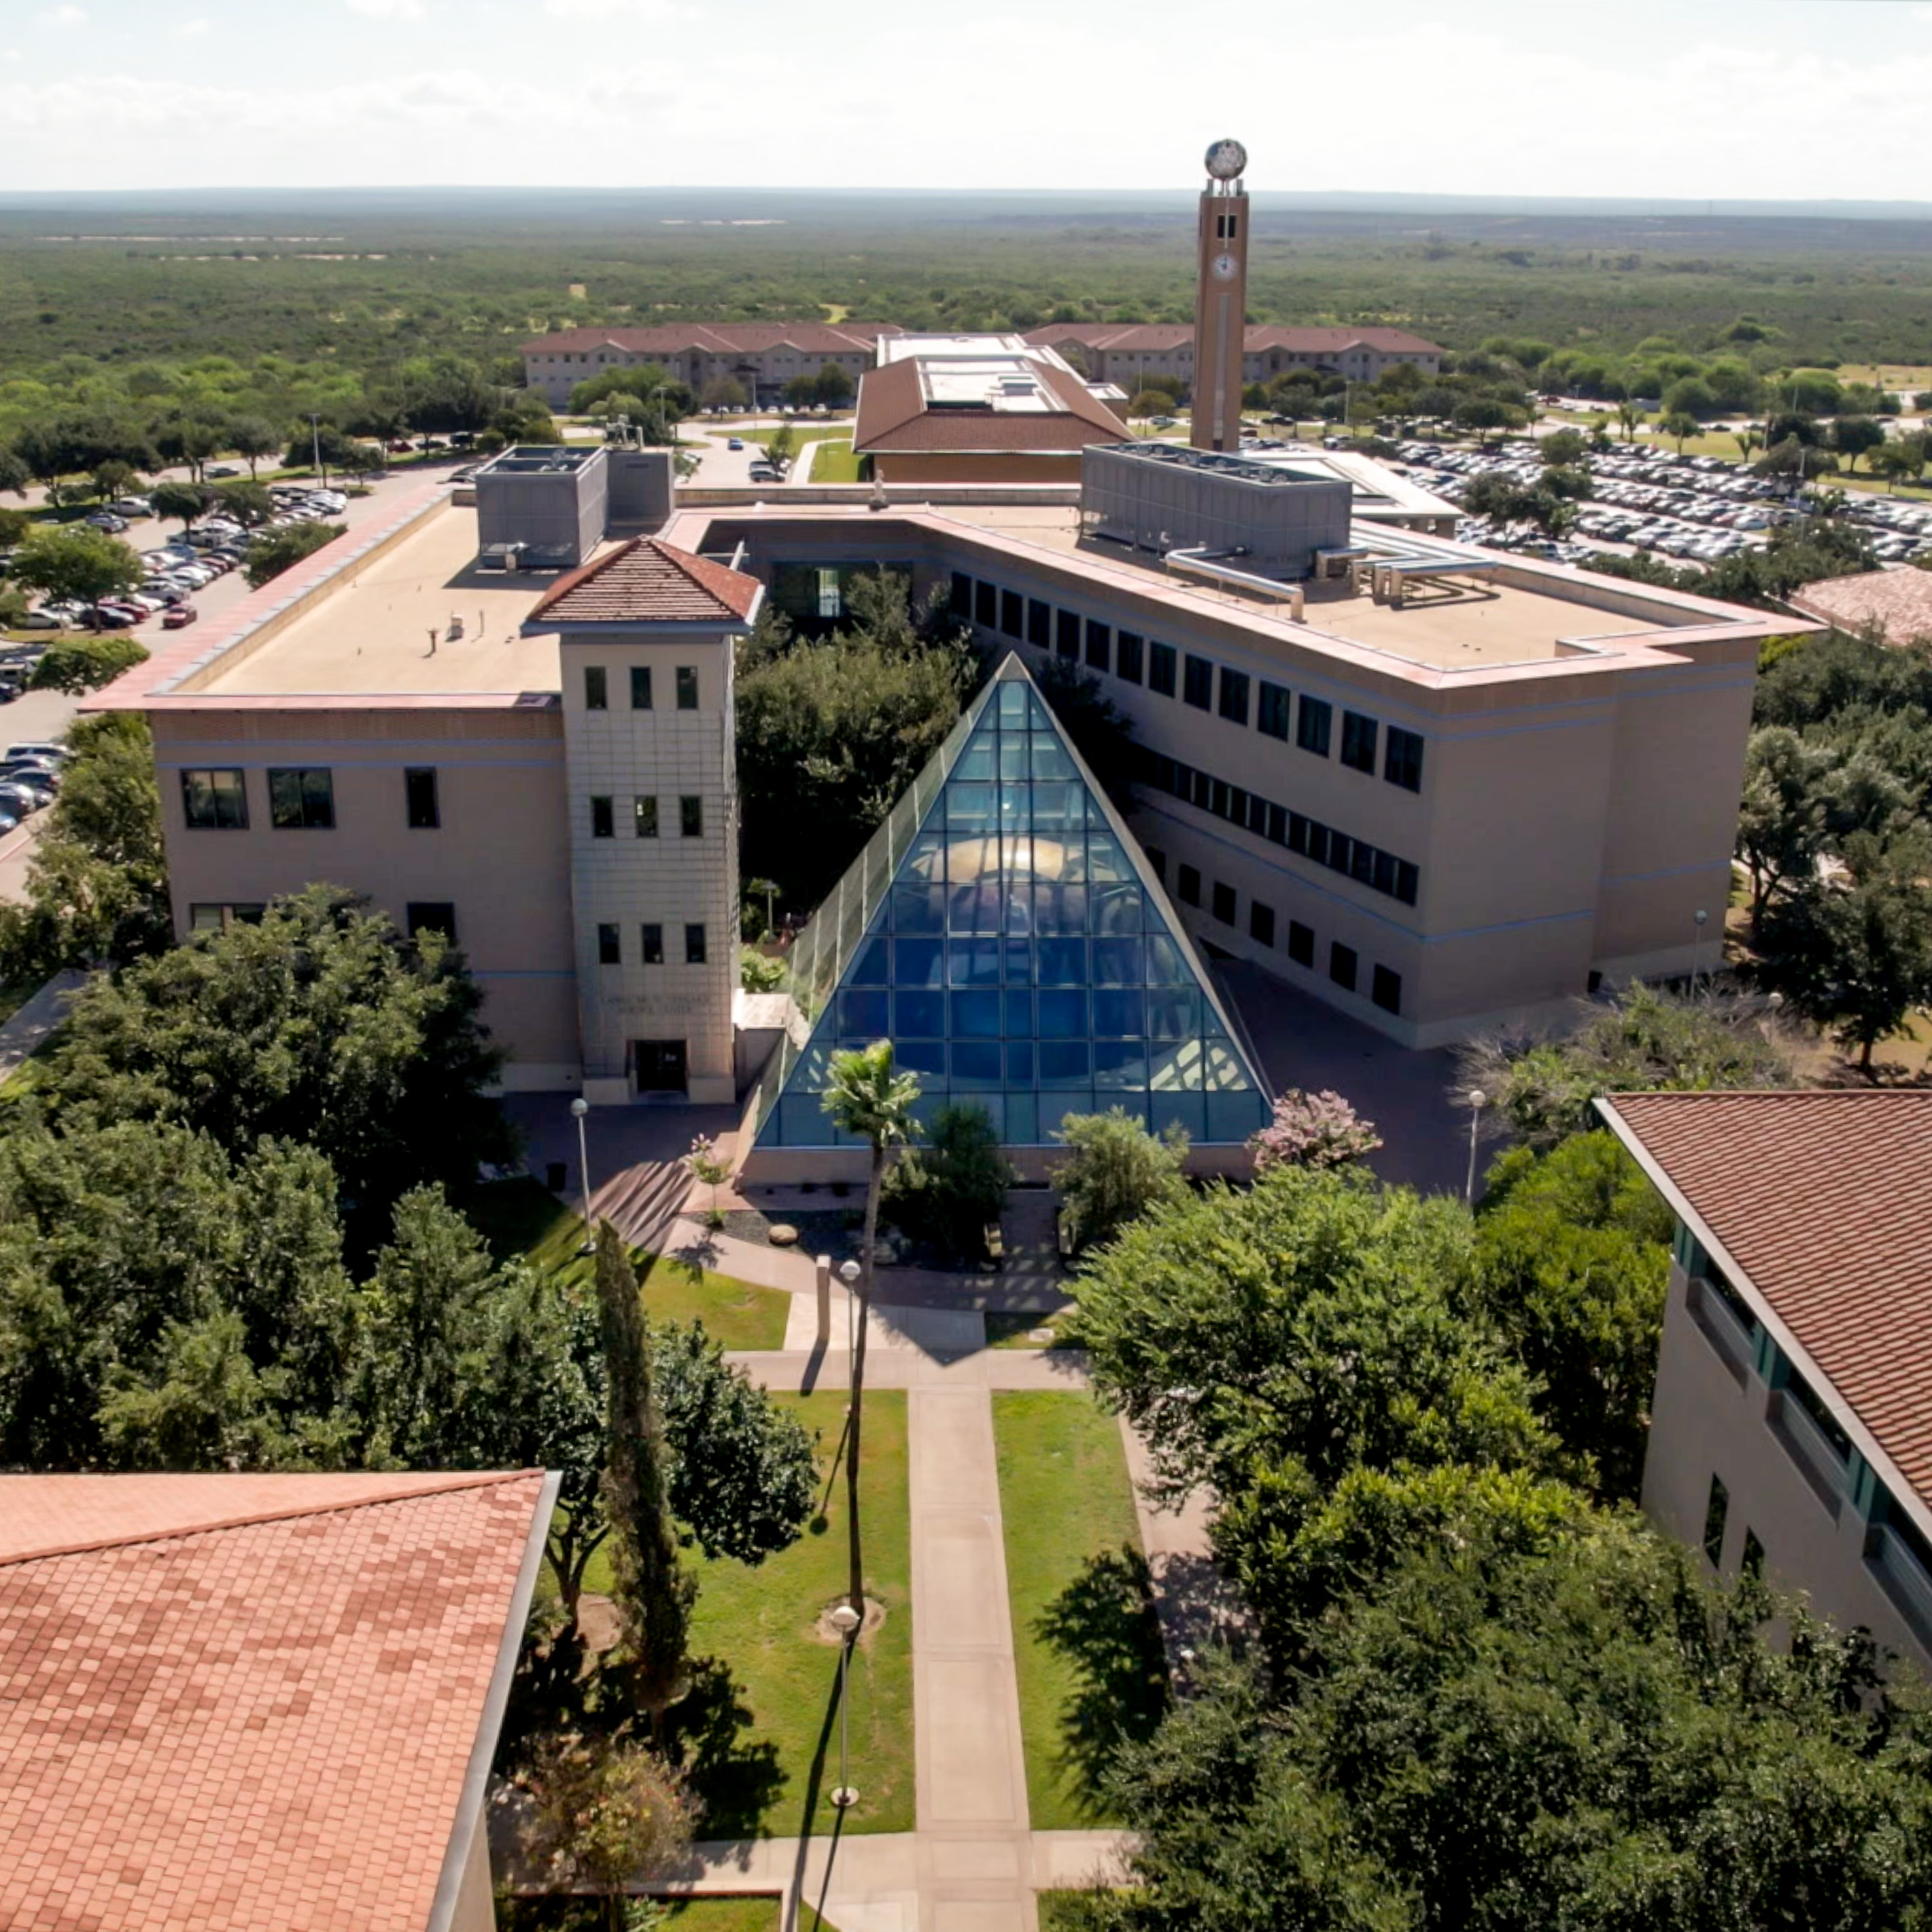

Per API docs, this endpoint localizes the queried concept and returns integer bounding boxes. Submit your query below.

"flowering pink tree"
[1247,1088,1383,1173]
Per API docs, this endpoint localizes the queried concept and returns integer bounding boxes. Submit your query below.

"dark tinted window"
[1258,681,1291,740]
[597,922,620,965]
[630,665,653,710]
[1183,654,1214,710]
[1211,880,1237,925]
[676,666,699,710]
[406,901,456,942]
[1385,725,1424,791]
[404,766,438,829]
[1085,620,1111,674]
[1250,900,1275,947]
[640,922,663,964]
[1177,863,1201,907]
[685,922,708,965]
[1341,710,1379,774]
[1372,964,1402,1014]
[267,767,334,829]
[680,794,703,838]
[1288,920,1315,967]
[976,579,997,626]
[951,571,973,617]
[1329,941,1358,991]
[1000,589,1023,638]
[1149,642,1177,697]
[181,767,247,829]
[1027,598,1052,647]
[1116,631,1143,684]
[1056,608,1081,659]
[1218,667,1250,726]
[584,665,608,710]
[1297,695,1332,757]
[590,795,614,838]
[634,795,659,838]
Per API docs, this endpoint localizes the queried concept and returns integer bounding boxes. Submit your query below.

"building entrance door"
[631,1039,689,1096]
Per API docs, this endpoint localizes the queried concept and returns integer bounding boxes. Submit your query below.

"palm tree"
[821,1040,921,1619]
[1616,400,1644,443]
[1733,428,1763,465]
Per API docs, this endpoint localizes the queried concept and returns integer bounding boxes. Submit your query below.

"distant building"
[518,322,900,409]
[1789,564,1932,647]
[1598,1090,1932,1676]
[852,335,1132,484]
[1026,322,1445,392]
[0,1470,557,1932]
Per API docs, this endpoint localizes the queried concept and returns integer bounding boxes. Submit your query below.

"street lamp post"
[570,1097,594,1254]
[1691,908,1710,991]
[309,413,326,488]
[1464,1089,1486,1206]
[838,1258,861,1365]
[829,1602,862,1809]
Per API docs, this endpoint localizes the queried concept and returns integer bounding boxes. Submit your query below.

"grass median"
[991,1391,1168,1831]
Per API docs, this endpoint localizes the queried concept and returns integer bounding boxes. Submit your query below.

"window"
[630,665,653,710]
[951,571,973,618]
[685,922,708,965]
[267,767,335,830]
[1056,608,1081,660]
[597,922,621,965]
[1183,654,1215,711]
[975,579,997,627]
[676,666,699,710]
[590,795,614,838]
[1742,1528,1765,1579]
[1116,631,1143,685]
[1385,725,1424,792]
[1211,880,1237,925]
[1296,695,1332,757]
[679,794,704,838]
[1177,863,1201,908]
[634,795,659,838]
[1704,1474,1729,1567]
[1341,710,1379,775]
[406,902,456,942]
[1149,641,1177,697]
[1250,901,1275,947]
[1027,598,1052,648]
[584,665,608,711]
[1371,964,1402,1014]
[189,901,262,933]
[816,568,842,620]
[640,922,664,964]
[1000,589,1023,638]
[1145,846,1166,884]
[1258,680,1292,741]
[1396,860,1420,906]
[180,767,247,829]
[1085,619,1111,674]
[1288,920,1315,967]
[1218,667,1251,727]
[1329,942,1358,992]
[404,767,439,829]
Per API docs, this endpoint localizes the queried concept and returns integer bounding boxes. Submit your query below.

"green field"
[983,1309,1077,1351]
[804,439,864,483]
[990,1392,1168,1831]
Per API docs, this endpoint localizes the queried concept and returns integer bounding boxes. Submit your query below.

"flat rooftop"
[190,502,572,698]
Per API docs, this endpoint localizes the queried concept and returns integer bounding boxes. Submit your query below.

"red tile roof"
[1790,566,1932,646]
[526,536,762,625]
[1599,1090,1932,1511]
[1025,322,1443,358]
[852,354,1131,455]
[519,322,897,356]
[0,1471,551,1932]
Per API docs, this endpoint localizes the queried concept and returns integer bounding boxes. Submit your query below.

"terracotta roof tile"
[1024,323,1443,357]
[853,355,1129,455]
[519,322,898,356]
[526,536,761,625]
[1599,1090,1932,1510]
[1790,566,1932,646]
[0,1472,549,1932]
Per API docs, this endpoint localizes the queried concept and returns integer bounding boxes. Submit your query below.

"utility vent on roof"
[513,691,559,708]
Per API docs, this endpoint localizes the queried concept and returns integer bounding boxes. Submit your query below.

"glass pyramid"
[749,653,1271,1152]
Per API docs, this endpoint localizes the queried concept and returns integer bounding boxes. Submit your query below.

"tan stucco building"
[518,322,898,409]
[1025,322,1445,392]
[1600,1090,1932,1676]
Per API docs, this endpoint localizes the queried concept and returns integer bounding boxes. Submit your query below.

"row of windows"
[1137,746,1420,908]
[596,922,707,966]
[583,664,700,713]
[952,572,1426,794]
[589,794,704,839]
[181,765,446,833]
[1148,845,1404,1016]
[189,901,455,942]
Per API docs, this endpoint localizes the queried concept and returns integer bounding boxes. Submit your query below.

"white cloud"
[175,16,212,34]
[540,0,685,17]
[0,48,21,61]
[345,0,426,16]
[37,6,86,24]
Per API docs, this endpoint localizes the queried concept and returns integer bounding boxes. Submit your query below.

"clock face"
[1211,252,1239,281]
[1204,138,1248,182]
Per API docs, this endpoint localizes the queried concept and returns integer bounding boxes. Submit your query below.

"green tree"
[821,1039,921,1619]
[1050,1107,1188,1254]
[762,421,797,471]
[212,479,275,527]
[700,375,748,414]
[7,524,141,608]
[1736,723,1833,915]
[814,362,856,409]
[1831,415,1888,472]
[0,445,29,496]
[781,371,821,411]
[880,1101,1014,1258]
[1615,399,1645,441]
[1658,409,1700,453]
[1538,427,1587,466]
[1468,1132,1673,1500]
[1732,426,1763,464]
[28,633,148,694]
[245,519,341,587]
[90,458,137,504]
[227,416,279,478]
[150,479,213,530]
[39,883,511,1241]
[592,1223,693,1717]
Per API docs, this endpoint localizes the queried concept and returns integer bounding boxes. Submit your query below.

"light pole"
[1691,908,1709,992]
[570,1097,594,1255]
[1464,1089,1485,1206]
[838,1258,861,1364]
[309,413,326,488]
[829,1601,861,1809]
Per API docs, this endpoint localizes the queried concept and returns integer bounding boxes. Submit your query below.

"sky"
[3,0,1932,201]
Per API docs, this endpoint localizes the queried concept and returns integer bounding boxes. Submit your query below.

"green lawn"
[984,1309,1078,1351]
[505,1897,809,1931]
[991,1392,1168,1831]
[804,439,865,483]
[671,1389,915,1839]
[463,1177,791,1348]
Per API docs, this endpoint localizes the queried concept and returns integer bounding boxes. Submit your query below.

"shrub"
[1247,1088,1382,1173]
[29,633,148,694]
[880,1103,1013,1257]
[1051,1107,1188,1254]
[244,519,342,588]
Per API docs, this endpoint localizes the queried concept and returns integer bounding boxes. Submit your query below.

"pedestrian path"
[0,970,82,1085]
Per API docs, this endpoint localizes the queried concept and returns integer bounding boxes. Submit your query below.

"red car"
[161,603,199,631]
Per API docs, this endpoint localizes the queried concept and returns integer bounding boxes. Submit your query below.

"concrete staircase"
[587,1161,693,1252]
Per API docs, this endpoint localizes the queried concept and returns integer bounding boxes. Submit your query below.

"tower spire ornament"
[1192,138,1251,454]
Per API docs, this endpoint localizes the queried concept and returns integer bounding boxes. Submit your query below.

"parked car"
[205,464,239,478]
[727,437,745,451]
[161,602,199,630]
[0,783,49,815]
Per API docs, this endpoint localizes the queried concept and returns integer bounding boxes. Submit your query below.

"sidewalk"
[0,969,83,1085]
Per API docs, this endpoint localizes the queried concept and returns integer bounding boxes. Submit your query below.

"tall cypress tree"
[591,1224,692,1717]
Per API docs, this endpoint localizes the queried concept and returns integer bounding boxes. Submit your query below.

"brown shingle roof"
[527,536,761,626]
[1598,1090,1932,1511]
[1790,566,1932,646]
[0,1471,551,1932]
[852,355,1130,455]
[519,322,897,356]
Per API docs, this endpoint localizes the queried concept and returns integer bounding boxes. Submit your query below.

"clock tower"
[1192,137,1249,454]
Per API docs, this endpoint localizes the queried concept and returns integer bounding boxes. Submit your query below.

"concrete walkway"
[0,970,83,1084]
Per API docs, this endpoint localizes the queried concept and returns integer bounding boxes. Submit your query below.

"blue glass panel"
[1006,1041,1035,1084]
[998,736,1029,782]
[780,1096,833,1145]
[1003,886,1033,937]
[1207,1090,1269,1141]
[947,834,993,882]
[1002,939,1032,983]
[948,783,996,830]
[950,883,1004,933]
[1095,1040,1150,1089]
[1149,1039,1203,1090]
[893,882,945,933]
[951,990,1002,1037]
[894,938,943,986]
[1091,884,1143,936]
[999,784,1031,832]
[1093,989,1144,1037]
[1087,832,1135,884]
[952,1040,1002,1087]
[895,989,945,1037]
[1203,1036,1254,1092]
[1092,937,1143,988]
[1039,1041,1090,1086]
[949,940,1001,986]
[1038,989,1088,1038]
[1037,939,1086,986]
[840,989,891,1036]
[1031,782,1083,834]
[1154,1093,1207,1142]
[1030,739,1075,781]
[1005,990,1035,1036]
[1035,884,1088,937]
[850,935,891,985]
[1146,933,1192,985]
[1147,988,1200,1039]
[899,1038,947,1077]
[998,681,1029,726]
[1006,1092,1039,1144]
[956,738,997,781]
